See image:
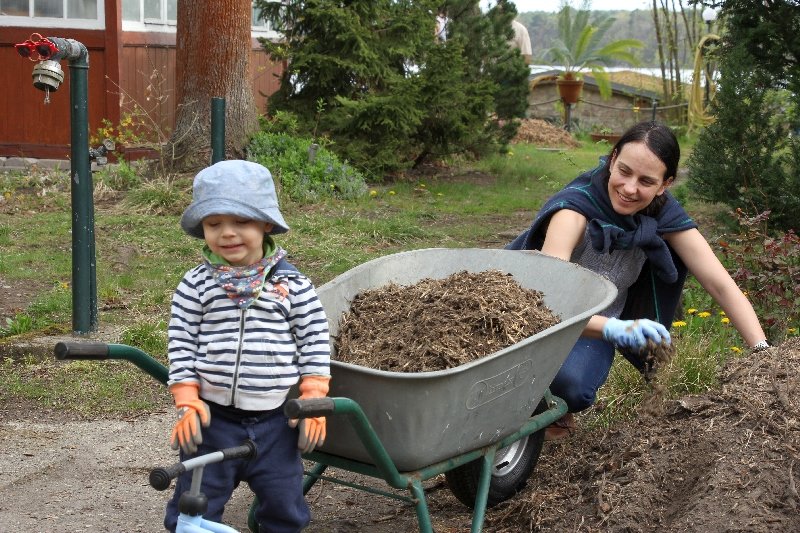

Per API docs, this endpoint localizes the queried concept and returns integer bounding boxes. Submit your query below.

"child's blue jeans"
[548,337,617,413]
[164,404,309,533]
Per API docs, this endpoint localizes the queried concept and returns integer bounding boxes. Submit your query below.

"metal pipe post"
[50,37,97,334]
[211,97,225,164]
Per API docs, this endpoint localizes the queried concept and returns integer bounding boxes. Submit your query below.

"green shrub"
[247,131,367,203]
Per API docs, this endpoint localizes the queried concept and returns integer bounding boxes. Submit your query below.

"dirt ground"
[2,330,798,532]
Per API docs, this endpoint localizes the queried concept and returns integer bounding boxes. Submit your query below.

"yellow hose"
[688,33,720,131]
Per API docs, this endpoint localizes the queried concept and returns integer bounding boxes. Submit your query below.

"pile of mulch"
[333,270,561,372]
[512,118,581,148]
[484,337,800,532]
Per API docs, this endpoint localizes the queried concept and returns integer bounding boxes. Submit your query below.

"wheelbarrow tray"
[315,248,617,471]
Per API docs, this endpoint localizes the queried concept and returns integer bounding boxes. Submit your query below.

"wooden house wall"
[0,28,109,159]
[1,28,283,159]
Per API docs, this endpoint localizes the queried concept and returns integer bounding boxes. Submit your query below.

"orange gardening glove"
[169,382,211,455]
[288,375,330,453]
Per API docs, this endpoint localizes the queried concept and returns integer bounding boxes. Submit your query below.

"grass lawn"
[1,135,743,421]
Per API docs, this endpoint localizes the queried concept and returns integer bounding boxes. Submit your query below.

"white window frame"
[120,1,281,39]
[0,0,105,30]
[121,0,177,33]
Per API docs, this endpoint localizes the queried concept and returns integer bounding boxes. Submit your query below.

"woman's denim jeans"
[549,337,617,413]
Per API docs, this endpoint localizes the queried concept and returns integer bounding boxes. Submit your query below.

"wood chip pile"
[333,269,561,373]
[512,118,581,148]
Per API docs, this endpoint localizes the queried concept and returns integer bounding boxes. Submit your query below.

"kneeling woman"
[507,121,769,439]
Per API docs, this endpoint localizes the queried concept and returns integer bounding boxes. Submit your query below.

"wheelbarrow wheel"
[445,400,547,509]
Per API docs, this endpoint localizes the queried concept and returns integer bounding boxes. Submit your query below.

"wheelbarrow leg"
[408,479,434,533]
[470,447,496,533]
[302,462,329,494]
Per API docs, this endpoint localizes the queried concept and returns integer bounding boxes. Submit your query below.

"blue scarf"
[506,159,697,332]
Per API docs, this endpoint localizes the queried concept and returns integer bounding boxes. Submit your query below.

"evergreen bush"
[687,3,800,231]
[255,0,529,177]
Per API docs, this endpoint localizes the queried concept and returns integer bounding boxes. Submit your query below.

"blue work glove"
[602,318,671,351]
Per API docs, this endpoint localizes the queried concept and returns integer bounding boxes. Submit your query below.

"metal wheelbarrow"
[54,248,616,532]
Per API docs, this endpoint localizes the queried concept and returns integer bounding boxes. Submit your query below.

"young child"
[164,160,331,532]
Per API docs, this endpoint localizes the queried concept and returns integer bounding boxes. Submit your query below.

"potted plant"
[543,6,643,104]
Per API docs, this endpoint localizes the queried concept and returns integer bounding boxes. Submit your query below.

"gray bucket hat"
[181,160,289,238]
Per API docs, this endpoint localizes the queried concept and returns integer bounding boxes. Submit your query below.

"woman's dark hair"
[602,121,680,216]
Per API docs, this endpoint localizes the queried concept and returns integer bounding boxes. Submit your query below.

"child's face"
[202,214,274,266]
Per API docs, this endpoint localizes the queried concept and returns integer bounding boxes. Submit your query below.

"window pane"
[143,0,160,19]
[34,0,63,17]
[122,0,140,21]
[68,0,97,18]
[0,0,29,16]
[166,0,176,21]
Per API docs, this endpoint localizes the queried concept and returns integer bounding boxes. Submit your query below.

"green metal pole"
[211,97,225,164]
[50,37,96,334]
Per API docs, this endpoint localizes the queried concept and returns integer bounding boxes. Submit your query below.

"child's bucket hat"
[181,160,289,238]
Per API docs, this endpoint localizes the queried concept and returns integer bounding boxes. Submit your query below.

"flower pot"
[556,78,584,105]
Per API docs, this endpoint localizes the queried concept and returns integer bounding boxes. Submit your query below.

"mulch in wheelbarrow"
[333,269,561,372]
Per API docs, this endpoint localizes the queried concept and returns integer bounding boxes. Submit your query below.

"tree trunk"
[651,0,670,102]
[165,0,258,172]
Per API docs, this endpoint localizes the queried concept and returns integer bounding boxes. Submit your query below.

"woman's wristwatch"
[751,340,770,352]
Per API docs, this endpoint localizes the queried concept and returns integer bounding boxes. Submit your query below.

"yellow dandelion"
[419,183,426,188]
[721,317,730,324]
[730,346,742,353]
[388,190,396,195]
[687,308,697,314]
[507,150,514,156]
[672,321,687,328]
[697,312,711,318]
[436,192,443,196]
[788,327,798,334]
[369,190,378,197]
[719,311,726,316]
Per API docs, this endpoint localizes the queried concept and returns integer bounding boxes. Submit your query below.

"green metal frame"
[54,342,566,533]
[280,393,566,533]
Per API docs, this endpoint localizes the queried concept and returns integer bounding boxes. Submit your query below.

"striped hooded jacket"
[167,259,331,411]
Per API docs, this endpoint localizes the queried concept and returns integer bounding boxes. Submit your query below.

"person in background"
[510,19,532,64]
[435,8,449,42]
[506,121,770,440]
[164,160,332,532]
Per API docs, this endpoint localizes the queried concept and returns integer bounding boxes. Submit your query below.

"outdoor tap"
[89,139,116,167]
[31,60,64,103]
[15,33,89,104]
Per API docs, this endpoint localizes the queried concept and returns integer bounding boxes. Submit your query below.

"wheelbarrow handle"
[284,398,335,419]
[54,341,109,360]
[149,440,257,491]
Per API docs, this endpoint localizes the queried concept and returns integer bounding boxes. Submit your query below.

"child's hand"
[169,382,211,455]
[293,417,326,453]
[288,375,330,453]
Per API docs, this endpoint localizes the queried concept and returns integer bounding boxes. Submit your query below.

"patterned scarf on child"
[203,237,287,309]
